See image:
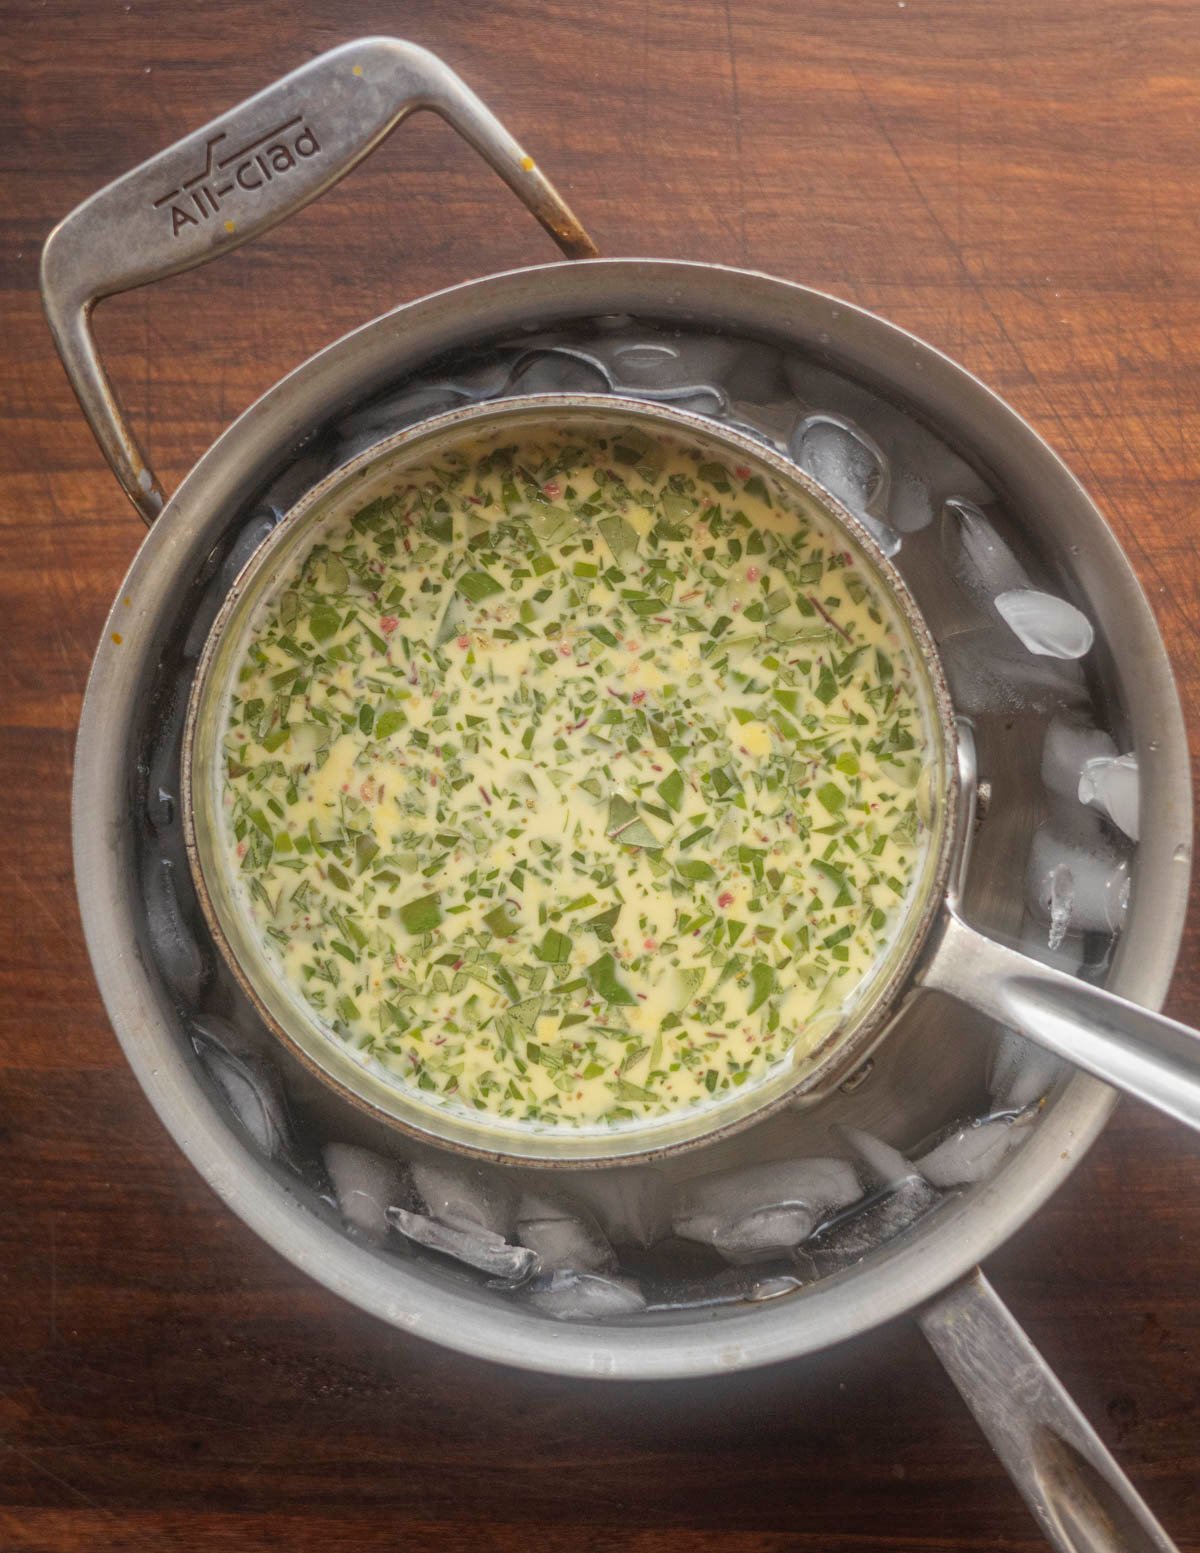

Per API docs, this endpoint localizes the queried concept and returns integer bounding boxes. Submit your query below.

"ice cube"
[790,413,900,557]
[808,1176,941,1270]
[253,448,339,532]
[1040,715,1118,799]
[1079,753,1139,841]
[562,1166,669,1249]
[797,1127,941,1265]
[409,1157,516,1238]
[335,358,514,448]
[890,469,935,535]
[572,328,788,415]
[143,855,208,1004]
[180,508,284,662]
[1026,820,1130,940]
[336,387,465,458]
[608,340,686,380]
[1046,863,1074,951]
[941,497,1032,600]
[386,1206,537,1285]
[672,1158,862,1264]
[322,1142,405,1243]
[940,624,1088,714]
[220,510,277,588]
[916,1116,1026,1187]
[834,1125,915,1190]
[782,359,994,533]
[515,1190,615,1273]
[509,347,613,395]
[988,1029,1066,1110]
[525,1269,646,1321]
[191,1014,293,1162]
[994,590,1094,660]
[601,333,732,412]
[643,1266,805,1311]
[143,679,189,837]
[719,339,792,406]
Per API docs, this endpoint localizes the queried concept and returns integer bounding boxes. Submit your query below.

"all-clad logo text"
[152,114,321,236]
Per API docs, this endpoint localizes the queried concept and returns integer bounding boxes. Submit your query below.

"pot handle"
[916,908,1200,1136]
[40,37,597,525]
[918,1270,1177,1553]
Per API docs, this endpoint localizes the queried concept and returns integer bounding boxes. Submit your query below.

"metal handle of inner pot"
[916,721,1200,1137]
[919,1271,1178,1553]
[917,910,1200,1136]
[40,37,597,525]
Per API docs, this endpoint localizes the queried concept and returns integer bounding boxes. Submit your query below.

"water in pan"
[133,317,1135,1322]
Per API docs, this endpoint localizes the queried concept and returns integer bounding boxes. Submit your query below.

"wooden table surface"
[2,2,1198,1548]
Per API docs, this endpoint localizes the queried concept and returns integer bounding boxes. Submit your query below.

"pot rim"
[73,258,1191,1377]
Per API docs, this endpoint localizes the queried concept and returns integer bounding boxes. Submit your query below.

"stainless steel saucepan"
[179,392,1200,1167]
[45,38,1194,1553]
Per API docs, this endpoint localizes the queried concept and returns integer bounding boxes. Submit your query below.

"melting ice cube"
[336,358,514,453]
[994,590,1094,660]
[672,1158,862,1265]
[508,344,614,395]
[143,855,208,1004]
[941,497,1032,600]
[386,1206,536,1285]
[191,1015,293,1163]
[642,1265,806,1312]
[604,332,737,413]
[783,359,994,532]
[1026,820,1130,941]
[515,1190,615,1274]
[988,1029,1066,1111]
[916,1115,1027,1187]
[322,1142,405,1243]
[808,1178,940,1270]
[563,1166,669,1250]
[799,1127,941,1267]
[1040,715,1118,799]
[790,413,900,557]
[409,1157,516,1239]
[1078,752,1139,841]
[940,624,1088,714]
[525,1269,647,1322]
[835,1125,914,1190]
[1046,863,1074,951]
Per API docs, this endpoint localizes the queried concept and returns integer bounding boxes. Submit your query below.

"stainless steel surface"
[180,393,960,1165]
[920,912,1200,1135]
[918,1272,1178,1553]
[40,37,596,523]
[68,257,1192,1377]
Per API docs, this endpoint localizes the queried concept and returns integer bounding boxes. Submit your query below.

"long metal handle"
[918,1271,1177,1553]
[918,908,1200,1135]
[40,36,597,524]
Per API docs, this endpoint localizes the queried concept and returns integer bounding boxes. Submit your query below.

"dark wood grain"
[2,2,1198,1549]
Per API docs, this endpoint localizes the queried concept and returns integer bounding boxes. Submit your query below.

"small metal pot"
[179,390,1200,1168]
[181,393,960,1164]
[44,37,1192,1552]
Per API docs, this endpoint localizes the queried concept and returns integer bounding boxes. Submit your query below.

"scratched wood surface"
[2,1,1198,1549]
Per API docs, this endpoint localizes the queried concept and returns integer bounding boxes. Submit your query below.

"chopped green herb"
[222,426,931,1128]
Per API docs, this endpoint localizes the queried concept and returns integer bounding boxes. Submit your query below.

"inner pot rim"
[181,392,960,1166]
